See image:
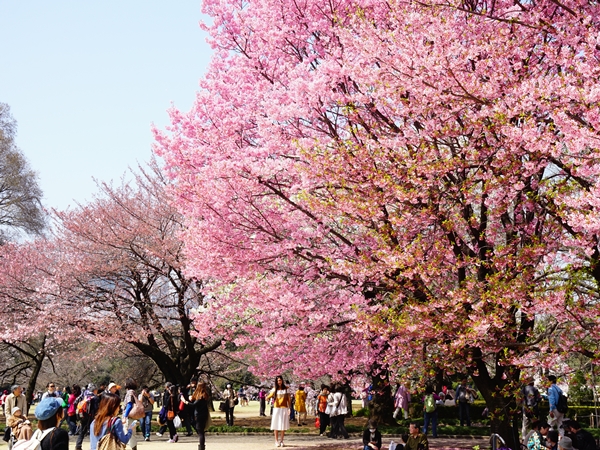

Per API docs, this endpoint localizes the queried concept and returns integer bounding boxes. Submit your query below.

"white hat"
[11,407,20,415]
[107,383,118,391]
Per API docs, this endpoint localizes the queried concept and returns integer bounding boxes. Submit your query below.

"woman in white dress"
[266,375,290,447]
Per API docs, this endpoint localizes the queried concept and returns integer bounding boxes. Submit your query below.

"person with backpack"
[89,393,136,450]
[422,387,440,438]
[455,378,477,427]
[26,397,69,450]
[547,375,567,432]
[74,383,99,450]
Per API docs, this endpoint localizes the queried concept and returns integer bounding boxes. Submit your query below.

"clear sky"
[0,1,212,211]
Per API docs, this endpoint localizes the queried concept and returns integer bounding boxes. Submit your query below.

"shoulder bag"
[98,418,126,450]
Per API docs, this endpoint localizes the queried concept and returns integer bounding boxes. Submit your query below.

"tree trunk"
[368,374,396,425]
[472,364,520,450]
[25,345,46,414]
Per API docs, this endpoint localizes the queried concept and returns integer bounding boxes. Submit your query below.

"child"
[363,420,382,450]
[7,407,33,441]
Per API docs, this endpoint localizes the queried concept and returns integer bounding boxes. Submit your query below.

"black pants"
[67,414,78,435]
[75,416,90,449]
[196,420,206,449]
[319,412,330,435]
[330,415,349,439]
[166,418,177,438]
[259,398,266,416]
[225,406,235,426]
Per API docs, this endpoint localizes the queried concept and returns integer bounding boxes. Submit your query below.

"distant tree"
[0,103,45,242]
[54,162,222,386]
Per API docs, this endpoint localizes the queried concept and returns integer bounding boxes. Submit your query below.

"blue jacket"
[90,417,132,450]
[548,384,562,411]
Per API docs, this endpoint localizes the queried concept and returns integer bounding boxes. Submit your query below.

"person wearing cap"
[5,385,27,423]
[7,406,32,441]
[559,436,575,450]
[107,382,120,395]
[34,397,69,450]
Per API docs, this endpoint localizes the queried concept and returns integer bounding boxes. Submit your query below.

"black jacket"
[40,428,69,450]
[363,429,382,450]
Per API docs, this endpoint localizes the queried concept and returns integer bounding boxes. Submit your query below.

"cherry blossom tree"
[53,163,222,386]
[155,0,600,440]
[0,239,66,408]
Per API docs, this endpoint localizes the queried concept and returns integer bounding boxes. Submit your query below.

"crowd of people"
[1,372,598,450]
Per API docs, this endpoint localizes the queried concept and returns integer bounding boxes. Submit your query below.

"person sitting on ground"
[405,421,429,450]
[546,430,559,450]
[563,420,598,450]
[527,420,550,450]
[7,406,33,441]
[363,420,382,450]
[34,397,70,450]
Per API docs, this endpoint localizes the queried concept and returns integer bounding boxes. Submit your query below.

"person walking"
[393,384,411,420]
[75,383,100,450]
[66,385,81,436]
[547,375,566,433]
[89,393,136,450]
[422,387,439,438]
[182,382,211,450]
[165,384,180,443]
[317,385,330,436]
[259,388,267,417]
[266,375,291,448]
[294,385,307,426]
[139,385,154,442]
[156,382,172,437]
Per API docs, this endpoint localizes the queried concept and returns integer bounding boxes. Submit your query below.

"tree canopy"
[155,0,600,442]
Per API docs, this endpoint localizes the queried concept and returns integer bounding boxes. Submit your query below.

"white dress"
[270,389,290,431]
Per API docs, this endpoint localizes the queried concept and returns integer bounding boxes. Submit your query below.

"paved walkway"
[54,432,488,450]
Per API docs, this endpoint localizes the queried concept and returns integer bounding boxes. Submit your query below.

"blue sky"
[0,1,212,211]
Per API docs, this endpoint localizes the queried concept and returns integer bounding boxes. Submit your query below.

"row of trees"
[0,150,245,403]
[154,0,600,446]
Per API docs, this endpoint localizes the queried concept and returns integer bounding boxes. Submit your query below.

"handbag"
[234,398,239,406]
[2,427,10,442]
[315,416,320,428]
[219,401,226,412]
[98,418,126,450]
[128,394,145,420]
[167,410,175,420]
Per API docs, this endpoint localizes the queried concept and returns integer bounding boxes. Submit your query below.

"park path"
[0,401,489,450]
[60,433,488,450]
